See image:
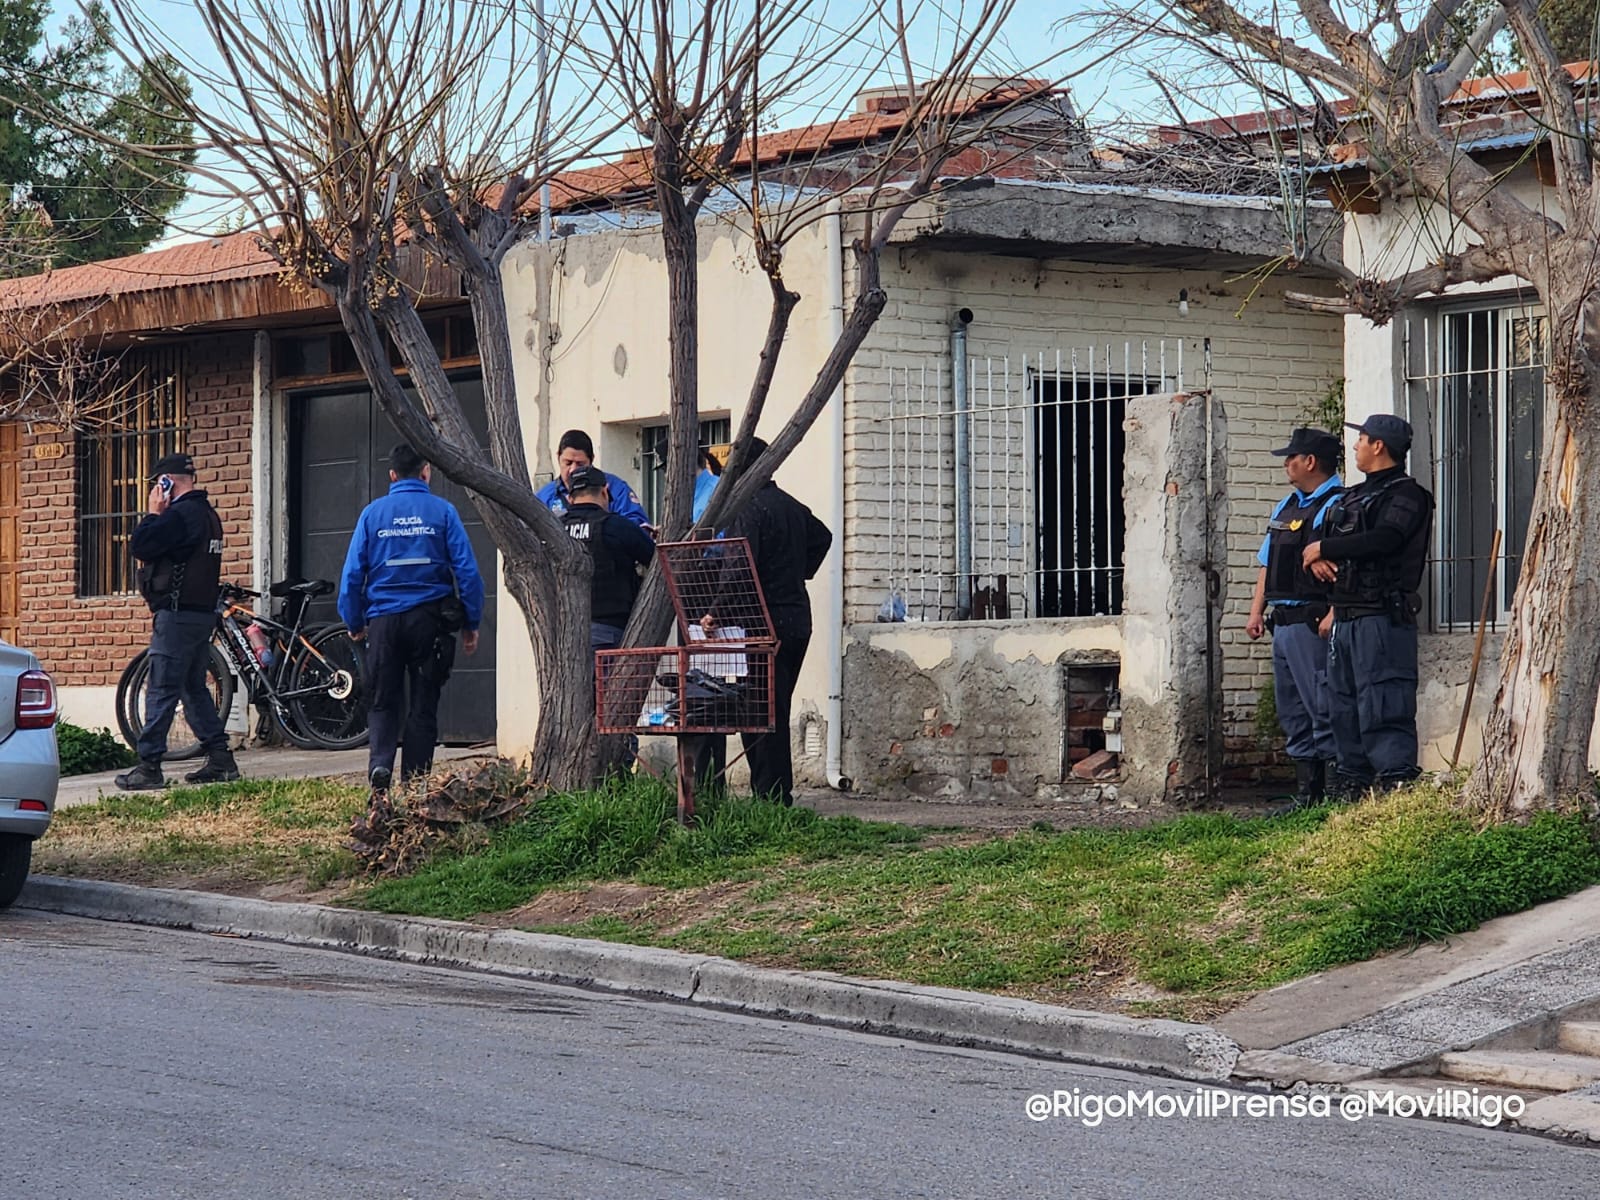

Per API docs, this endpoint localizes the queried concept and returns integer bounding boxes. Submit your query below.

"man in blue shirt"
[1245,427,1342,811]
[536,428,652,530]
[339,444,484,800]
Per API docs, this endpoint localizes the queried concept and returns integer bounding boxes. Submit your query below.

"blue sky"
[67,0,1242,238]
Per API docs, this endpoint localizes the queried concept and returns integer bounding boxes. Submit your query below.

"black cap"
[149,452,195,479]
[1270,427,1341,461]
[567,465,608,494]
[1346,414,1413,454]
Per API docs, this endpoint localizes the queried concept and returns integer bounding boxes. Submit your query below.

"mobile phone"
[159,475,174,495]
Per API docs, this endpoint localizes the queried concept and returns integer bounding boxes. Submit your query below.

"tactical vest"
[138,494,224,613]
[563,505,638,626]
[1264,488,1339,603]
[1323,474,1432,607]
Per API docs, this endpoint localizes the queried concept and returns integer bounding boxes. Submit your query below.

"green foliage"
[0,0,197,277]
[360,776,922,919]
[55,720,135,776]
[1254,680,1279,743]
[1302,378,1345,437]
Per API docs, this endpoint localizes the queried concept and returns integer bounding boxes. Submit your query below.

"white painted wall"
[498,216,842,763]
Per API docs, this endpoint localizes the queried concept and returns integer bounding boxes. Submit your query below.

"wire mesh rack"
[594,537,780,822]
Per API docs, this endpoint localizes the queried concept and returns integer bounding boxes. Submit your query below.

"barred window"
[637,417,731,526]
[77,347,188,597]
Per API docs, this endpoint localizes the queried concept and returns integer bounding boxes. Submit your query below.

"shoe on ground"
[369,765,392,802]
[185,749,241,785]
[115,761,166,791]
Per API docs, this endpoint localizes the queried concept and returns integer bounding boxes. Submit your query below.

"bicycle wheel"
[288,626,369,750]
[116,644,237,762]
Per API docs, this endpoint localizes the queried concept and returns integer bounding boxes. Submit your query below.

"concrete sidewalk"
[56,743,486,810]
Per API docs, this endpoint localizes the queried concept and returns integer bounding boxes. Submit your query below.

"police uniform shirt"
[1257,475,1342,606]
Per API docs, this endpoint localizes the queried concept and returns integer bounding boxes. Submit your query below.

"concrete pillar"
[1119,390,1229,804]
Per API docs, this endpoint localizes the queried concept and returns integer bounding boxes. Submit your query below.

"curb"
[20,875,1238,1081]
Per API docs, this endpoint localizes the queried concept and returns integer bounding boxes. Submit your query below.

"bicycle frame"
[215,588,346,708]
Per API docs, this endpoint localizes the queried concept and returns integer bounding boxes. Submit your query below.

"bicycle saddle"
[270,578,334,598]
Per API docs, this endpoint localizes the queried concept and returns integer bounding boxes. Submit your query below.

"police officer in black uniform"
[1246,427,1342,809]
[1302,414,1435,796]
[562,464,656,652]
[116,452,238,790]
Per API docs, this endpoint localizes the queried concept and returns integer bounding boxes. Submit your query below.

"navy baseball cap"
[567,465,608,493]
[1271,427,1341,460]
[149,452,196,478]
[1346,414,1413,453]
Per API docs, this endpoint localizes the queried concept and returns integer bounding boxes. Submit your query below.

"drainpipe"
[951,308,974,619]
[823,202,851,791]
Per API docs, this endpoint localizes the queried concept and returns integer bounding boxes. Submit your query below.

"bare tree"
[77,0,618,787]
[573,0,1074,659]
[1096,0,1599,816]
[47,0,1069,788]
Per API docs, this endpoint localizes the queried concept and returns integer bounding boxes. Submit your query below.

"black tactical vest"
[563,505,638,626]
[1324,474,1433,606]
[138,492,224,614]
[1264,487,1339,603]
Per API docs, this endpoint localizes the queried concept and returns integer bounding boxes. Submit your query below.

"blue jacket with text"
[337,478,485,632]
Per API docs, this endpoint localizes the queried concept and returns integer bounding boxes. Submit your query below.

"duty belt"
[1268,604,1328,629]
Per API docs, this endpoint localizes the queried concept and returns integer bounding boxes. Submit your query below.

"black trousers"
[365,605,448,782]
[741,627,810,805]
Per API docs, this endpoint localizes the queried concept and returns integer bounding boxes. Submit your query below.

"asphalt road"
[4,910,1596,1200]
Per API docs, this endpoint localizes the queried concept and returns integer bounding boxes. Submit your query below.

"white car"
[0,640,59,908]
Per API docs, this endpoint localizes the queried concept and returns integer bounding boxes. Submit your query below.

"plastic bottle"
[245,623,275,669]
[645,707,668,726]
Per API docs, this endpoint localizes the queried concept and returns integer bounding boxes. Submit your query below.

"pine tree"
[0,0,194,276]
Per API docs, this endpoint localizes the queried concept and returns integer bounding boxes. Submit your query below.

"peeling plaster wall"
[841,618,1120,802]
[841,245,1341,778]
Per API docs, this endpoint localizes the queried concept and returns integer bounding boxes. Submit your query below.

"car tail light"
[16,670,58,730]
[18,799,47,811]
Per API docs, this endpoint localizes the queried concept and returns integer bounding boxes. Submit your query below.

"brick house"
[0,236,493,742]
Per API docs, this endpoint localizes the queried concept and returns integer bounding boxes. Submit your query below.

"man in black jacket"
[116,452,239,790]
[699,439,832,805]
[1302,414,1435,796]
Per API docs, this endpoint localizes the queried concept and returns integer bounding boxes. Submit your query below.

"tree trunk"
[1467,288,1600,818]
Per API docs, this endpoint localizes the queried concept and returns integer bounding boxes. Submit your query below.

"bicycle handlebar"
[219,583,261,601]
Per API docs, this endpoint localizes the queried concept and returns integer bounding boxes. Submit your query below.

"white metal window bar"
[882,340,1181,621]
[1403,304,1547,630]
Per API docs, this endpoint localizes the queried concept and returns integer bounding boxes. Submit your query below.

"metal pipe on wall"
[951,309,974,619]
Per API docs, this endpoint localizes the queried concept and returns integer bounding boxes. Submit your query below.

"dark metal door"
[290,376,497,743]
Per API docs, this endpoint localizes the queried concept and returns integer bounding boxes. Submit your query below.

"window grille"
[1404,304,1547,629]
[77,347,188,597]
[637,417,731,525]
[881,342,1181,621]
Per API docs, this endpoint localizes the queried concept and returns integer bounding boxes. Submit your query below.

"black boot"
[1295,758,1325,808]
[185,747,241,784]
[114,761,166,791]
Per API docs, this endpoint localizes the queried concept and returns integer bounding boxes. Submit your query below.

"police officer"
[1247,427,1343,810]
[562,464,655,652]
[116,452,239,790]
[537,429,652,530]
[338,444,484,799]
[1302,414,1435,796]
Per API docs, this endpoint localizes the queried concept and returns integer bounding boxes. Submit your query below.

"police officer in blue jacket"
[536,429,652,530]
[562,465,656,652]
[338,444,484,797]
[1245,427,1342,810]
[1303,414,1435,797]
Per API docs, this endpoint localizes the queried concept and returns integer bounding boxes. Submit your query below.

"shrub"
[56,721,137,777]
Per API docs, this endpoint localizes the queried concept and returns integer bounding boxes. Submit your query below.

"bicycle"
[116,579,369,758]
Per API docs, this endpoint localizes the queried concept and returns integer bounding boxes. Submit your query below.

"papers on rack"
[687,624,748,678]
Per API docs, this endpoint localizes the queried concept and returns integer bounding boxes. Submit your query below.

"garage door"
[290,376,497,744]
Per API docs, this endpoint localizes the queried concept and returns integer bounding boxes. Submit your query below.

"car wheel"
[0,834,33,909]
